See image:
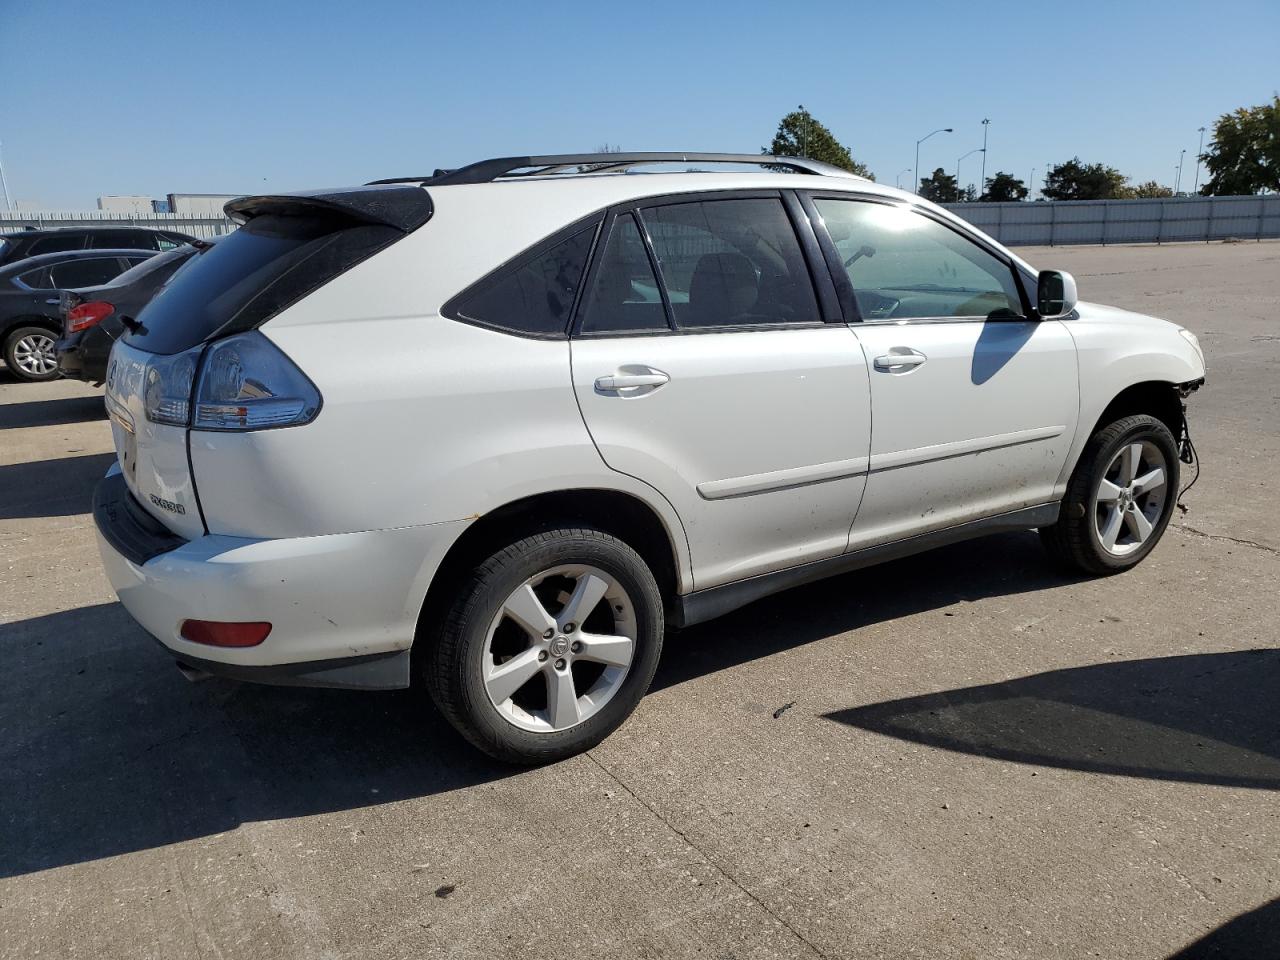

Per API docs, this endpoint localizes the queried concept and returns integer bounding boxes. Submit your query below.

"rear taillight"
[140,331,320,431]
[68,300,114,333]
[192,332,322,431]
[180,620,272,647]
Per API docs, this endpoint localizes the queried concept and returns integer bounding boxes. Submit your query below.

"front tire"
[426,526,664,764]
[4,325,61,382]
[1041,414,1179,575]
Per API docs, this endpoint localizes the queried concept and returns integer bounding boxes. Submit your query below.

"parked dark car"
[0,249,157,381]
[0,226,195,269]
[56,243,206,384]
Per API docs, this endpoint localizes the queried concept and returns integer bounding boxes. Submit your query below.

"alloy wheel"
[13,333,57,377]
[1093,440,1168,556]
[483,564,637,733]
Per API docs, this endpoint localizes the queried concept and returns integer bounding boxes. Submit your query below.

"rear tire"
[1040,414,1179,575]
[3,325,61,382]
[426,526,664,764]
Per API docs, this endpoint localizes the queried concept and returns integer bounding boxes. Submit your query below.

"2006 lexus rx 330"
[94,152,1205,763]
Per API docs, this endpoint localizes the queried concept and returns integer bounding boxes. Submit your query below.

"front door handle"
[873,350,927,372]
[595,368,670,393]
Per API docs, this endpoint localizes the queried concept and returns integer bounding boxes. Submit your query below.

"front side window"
[578,214,668,335]
[451,225,596,337]
[50,257,127,289]
[641,198,819,329]
[813,199,1024,321]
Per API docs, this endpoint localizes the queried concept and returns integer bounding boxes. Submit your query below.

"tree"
[763,109,873,178]
[980,171,1028,201]
[1117,181,1174,199]
[1200,95,1280,195]
[1043,158,1127,200]
[917,167,960,203]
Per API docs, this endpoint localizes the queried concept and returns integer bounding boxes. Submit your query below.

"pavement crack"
[1174,523,1280,556]
[583,751,829,959]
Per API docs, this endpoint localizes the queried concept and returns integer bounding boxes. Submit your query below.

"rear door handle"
[595,368,670,392]
[873,350,927,371]
[46,298,61,304]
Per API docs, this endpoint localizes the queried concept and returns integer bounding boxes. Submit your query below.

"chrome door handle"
[46,298,61,304]
[873,351,927,371]
[595,370,670,392]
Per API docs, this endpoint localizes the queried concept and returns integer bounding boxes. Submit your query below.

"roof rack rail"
[366,153,861,187]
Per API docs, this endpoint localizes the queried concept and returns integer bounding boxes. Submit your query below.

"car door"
[571,193,872,590]
[806,195,1079,549]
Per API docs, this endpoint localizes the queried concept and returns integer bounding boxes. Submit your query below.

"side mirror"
[1037,269,1078,320]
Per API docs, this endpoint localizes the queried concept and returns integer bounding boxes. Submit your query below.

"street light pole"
[798,104,809,158]
[1030,166,1037,200]
[980,119,991,196]
[1193,126,1206,194]
[1175,149,1186,195]
[914,127,953,195]
[956,148,984,199]
[0,140,12,212]
[895,167,913,190]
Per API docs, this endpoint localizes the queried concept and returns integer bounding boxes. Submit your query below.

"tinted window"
[29,234,85,255]
[50,258,127,289]
[579,215,668,335]
[91,230,157,250]
[813,199,1023,320]
[123,214,388,355]
[106,247,189,288]
[452,226,595,337]
[641,199,819,329]
[156,236,184,251]
[15,267,50,289]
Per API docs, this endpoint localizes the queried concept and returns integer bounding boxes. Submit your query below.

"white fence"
[5,195,1280,248]
[942,194,1280,246]
[0,210,237,239]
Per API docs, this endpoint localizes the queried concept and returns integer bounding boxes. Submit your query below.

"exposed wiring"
[1176,409,1199,513]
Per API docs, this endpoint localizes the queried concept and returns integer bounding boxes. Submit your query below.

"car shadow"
[825,648,1280,790]
[0,393,106,429]
[0,451,117,519]
[0,602,507,879]
[1166,897,1280,958]
[3,532,1075,880]
[656,530,1083,691]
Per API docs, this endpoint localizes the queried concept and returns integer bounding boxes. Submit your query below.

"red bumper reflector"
[180,620,272,647]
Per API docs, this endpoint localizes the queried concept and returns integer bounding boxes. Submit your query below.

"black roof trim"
[366,153,861,187]
[224,185,433,233]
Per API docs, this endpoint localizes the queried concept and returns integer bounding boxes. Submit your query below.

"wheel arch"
[2,314,61,340]
[1058,378,1187,490]
[413,486,690,658]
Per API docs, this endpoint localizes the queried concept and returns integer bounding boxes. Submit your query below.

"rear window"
[91,230,158,250]
[30,234,85,255]
[104,246,193,288]
[50,257,130,289]
[123,214,399,355]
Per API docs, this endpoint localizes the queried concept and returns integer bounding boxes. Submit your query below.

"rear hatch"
[102,186,433,538]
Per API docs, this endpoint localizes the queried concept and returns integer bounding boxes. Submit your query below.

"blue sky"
[2,0,1277,207]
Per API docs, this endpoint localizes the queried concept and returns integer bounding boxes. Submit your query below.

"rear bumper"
[56,327,113,383]
[93,467,469,689]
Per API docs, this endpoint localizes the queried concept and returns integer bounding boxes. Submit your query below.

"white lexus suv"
[94,153,1205,763]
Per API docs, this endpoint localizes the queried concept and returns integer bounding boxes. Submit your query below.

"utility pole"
[0,140,12,212]
[1175,149,1186,195]
[798,104,809,158]
[1193,126,1207,194]
[980,119,991,196]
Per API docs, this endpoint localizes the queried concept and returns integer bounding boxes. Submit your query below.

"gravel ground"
[1,240,1276,959]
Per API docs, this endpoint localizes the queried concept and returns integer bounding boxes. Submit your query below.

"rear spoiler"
[224,186,433,233]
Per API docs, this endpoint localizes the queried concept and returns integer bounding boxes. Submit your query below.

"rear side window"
[450,226,596,338]
[641,198,819,329]
[579,214,668,335]
[30,234,85,255]
[106,247,189,287]
[15,267,50,289]
[50,257,128,289]
[91,230,157,250]
[124,214,403,355]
